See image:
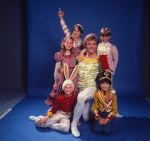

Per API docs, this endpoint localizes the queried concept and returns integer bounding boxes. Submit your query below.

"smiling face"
[64,37,73,51]
[64,84,73,96]
[86,40,97,54]
[100,82,110,92]
[100,35,111,43]
[73,26,82,39]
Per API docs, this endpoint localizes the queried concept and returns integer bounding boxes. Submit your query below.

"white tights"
[71,87,96,127]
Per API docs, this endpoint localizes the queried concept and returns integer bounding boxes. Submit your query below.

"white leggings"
[34,111,71,132]
[71,87,96,127]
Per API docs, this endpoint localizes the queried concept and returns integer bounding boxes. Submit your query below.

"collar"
[65,93,73,97]
[100,89,110,96]
[102,42,109,46]
[82,54,99,63]
[73,38,82,42]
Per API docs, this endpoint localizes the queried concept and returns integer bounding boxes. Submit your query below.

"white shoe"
[71,126,80,137]
[115,112,123,117]
[29,116,36,121]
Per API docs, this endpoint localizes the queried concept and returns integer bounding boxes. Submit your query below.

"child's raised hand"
[58,8,64,20]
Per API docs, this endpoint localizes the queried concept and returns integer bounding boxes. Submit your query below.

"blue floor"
[0,92,150,141]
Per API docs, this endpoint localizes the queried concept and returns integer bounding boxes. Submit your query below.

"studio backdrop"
[27,0,143,97]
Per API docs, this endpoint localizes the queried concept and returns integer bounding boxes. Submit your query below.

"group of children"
[29,8,121,137]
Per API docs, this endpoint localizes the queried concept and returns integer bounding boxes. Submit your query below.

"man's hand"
[58,8,64,20]
[106,92,114,102]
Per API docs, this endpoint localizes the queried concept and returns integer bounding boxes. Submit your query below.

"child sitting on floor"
[92,71,117,135]
[29,63,78,132]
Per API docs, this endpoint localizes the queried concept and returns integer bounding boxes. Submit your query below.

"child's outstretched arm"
[58,8,71,36]
[58,8,64,21]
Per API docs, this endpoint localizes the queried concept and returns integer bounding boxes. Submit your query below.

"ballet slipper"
[29,116,36,121]
[71,126,80,137]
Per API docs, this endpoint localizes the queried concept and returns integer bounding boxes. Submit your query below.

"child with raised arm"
[58,8,84,52]
[29,64,78,132]
[45,36,79,106]
[92,71,117,135]
[97,28,122,117]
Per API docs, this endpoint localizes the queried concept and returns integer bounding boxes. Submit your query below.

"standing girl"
[45,36,79,106]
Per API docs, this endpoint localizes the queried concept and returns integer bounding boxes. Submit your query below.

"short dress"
[45,51,79,106]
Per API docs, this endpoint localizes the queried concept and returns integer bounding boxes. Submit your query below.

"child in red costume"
[29,64,78,132]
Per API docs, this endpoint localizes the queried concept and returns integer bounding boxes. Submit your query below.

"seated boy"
[92,71,117,135]
[29,79,77,132]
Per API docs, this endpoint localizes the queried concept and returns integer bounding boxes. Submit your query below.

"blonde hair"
[60,36,73,54]
[83,33,99,47]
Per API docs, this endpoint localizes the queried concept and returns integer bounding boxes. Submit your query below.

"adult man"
[71,33,115,137]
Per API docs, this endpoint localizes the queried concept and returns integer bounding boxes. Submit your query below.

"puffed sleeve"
[72,47,81,55]
[54,52,63,62]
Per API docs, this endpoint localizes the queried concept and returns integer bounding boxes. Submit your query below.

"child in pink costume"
[45,36,79,106]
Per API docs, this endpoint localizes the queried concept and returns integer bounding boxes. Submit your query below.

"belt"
[59,110,72,115]
[99,109,111,112]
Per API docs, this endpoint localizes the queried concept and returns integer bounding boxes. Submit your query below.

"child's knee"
[62,124,70,132]
[77,94,86,103]
[93,122,102,134]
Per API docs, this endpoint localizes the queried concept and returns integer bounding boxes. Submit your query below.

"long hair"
[60,36,73,54]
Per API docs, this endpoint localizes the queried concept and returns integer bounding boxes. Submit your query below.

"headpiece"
[62,63,78,90]
[99,71,111,81]
[74,24,83,31]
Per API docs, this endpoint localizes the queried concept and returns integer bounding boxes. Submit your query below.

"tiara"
[75,24,83,31]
